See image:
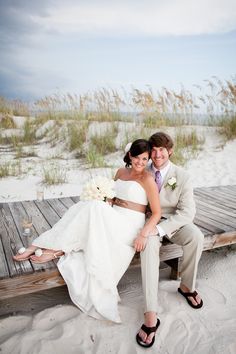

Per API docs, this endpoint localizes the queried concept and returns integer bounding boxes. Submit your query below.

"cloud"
[1,0,236,42]
[37,0,236,36]
[0,0,235,100]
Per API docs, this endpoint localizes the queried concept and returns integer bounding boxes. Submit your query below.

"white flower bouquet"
[80,176,116,202]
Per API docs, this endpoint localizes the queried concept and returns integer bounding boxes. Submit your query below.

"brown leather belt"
[112,197,146,214]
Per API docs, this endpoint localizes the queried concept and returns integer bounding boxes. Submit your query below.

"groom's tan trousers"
[140,223,204,312]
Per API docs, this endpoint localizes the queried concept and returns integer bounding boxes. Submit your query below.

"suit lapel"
[161,162,175,192]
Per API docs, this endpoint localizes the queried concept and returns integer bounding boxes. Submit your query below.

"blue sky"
[0,0,236,101]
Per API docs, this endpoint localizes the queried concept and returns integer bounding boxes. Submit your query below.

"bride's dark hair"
[123,139,151,167]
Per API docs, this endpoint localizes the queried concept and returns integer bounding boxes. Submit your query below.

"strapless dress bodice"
[115,179,148,205]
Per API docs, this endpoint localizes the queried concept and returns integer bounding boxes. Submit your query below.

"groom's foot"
[137,312,158,346]
[179,283,203,308]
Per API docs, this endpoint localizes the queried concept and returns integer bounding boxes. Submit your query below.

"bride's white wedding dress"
[32,179,148,322]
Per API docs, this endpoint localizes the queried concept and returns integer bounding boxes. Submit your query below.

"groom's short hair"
[149,132,174,150]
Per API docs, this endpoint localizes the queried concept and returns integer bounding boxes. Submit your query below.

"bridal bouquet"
[80,176,116,202]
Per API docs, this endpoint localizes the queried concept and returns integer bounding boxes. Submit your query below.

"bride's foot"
[13,246,37,261]
[30,249,64,264]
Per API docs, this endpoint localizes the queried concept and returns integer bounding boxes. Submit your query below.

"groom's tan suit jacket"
[149,161,196,238]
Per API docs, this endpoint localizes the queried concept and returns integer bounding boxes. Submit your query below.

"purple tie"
[155,170,162,192]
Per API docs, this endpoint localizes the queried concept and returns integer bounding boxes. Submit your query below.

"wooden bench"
[0,185,236,301]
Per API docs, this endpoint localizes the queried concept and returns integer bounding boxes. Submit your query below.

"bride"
[13,139,161,323]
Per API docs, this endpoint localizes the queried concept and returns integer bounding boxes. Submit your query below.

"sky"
[0,0,236,101]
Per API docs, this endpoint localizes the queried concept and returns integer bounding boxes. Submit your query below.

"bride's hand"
[134,235,148,252]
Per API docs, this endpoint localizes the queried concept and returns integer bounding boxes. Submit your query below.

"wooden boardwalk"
[0,185,236,300]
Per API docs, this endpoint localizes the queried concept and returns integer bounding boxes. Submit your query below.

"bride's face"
[130,151,149,172]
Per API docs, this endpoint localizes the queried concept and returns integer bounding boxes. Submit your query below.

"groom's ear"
[168,148,173,157]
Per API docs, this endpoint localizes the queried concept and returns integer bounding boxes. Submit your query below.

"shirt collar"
[152,161,171,180]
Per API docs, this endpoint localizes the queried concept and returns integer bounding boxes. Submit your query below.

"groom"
[136,132,204,348]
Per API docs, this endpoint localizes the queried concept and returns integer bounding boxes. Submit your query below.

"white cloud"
[36,0,236,36]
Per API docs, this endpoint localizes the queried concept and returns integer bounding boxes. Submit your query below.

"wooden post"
[164,257,181,280]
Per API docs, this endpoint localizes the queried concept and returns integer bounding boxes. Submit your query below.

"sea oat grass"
[143,114,173,128]
[12,100,30,116]
[85,147,107,168]
[2,135,21,148]
[42,165,67,185]
[22,119,37,144]
[170,129,205,166]
[0,115,17,129]
[0,97,12,115]
[0,163,10,178]
[90,123,118,155]
[0,161,22,178]
[67,122,88,152]
[170,148,186,166]
[90,134,116,155]
[219,115,236,139]
[15,146,37,159]
[175,130,205,150]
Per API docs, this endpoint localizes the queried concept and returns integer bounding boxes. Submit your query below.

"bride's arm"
[134,175,161,252]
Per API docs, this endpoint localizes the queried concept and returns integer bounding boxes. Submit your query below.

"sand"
[0,125,236,353]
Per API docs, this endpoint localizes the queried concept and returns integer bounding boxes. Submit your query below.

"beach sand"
[0,126,236,353]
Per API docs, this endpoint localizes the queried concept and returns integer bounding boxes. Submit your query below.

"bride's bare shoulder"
[142,171,155,187]
[114,167,127,180]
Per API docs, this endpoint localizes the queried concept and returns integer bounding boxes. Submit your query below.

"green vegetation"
[0,115,16,129]
[67,122,88,153]
[42,165,67,185]
[85,147,107,168]
[171,129,205,165]
[0,161,22,178]
[219,115,236,139]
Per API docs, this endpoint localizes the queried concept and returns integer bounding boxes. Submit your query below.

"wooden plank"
[71,196,80,203]
[0,269,65,300]
[203,231,236,250]
[21,201,56,271]
[34,200,61,227]
[46,198,69,218]
[194,186,236,199]
[8,202,48,272]
[195,197,236,218]
[195,207,236,230]
[194,190,236,209]
[207,189,236,203]
[197,208,236,229]
[213,188,236,199]
[59,197,75,208]
[0,204,33,277]
[0,213,10,279]
[21,200,51,235]
[195,192,234,211]
[203,184,236,194]
[193,216,224,234]
[160,243,183,261]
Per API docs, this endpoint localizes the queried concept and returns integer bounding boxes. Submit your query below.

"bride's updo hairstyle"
[123,139,151,167]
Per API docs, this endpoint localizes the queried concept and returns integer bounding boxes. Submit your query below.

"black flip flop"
[178,288,203,309]
[136,318,160,348]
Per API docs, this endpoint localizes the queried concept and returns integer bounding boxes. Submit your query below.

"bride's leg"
[30,248,64,263]
[13,245,37,261]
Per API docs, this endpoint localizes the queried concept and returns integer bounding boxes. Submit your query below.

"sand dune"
[0,126,236,353]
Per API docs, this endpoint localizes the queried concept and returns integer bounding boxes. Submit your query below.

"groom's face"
[151,146,172,170]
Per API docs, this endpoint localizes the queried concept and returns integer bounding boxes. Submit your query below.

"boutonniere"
[165,177,177,190]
